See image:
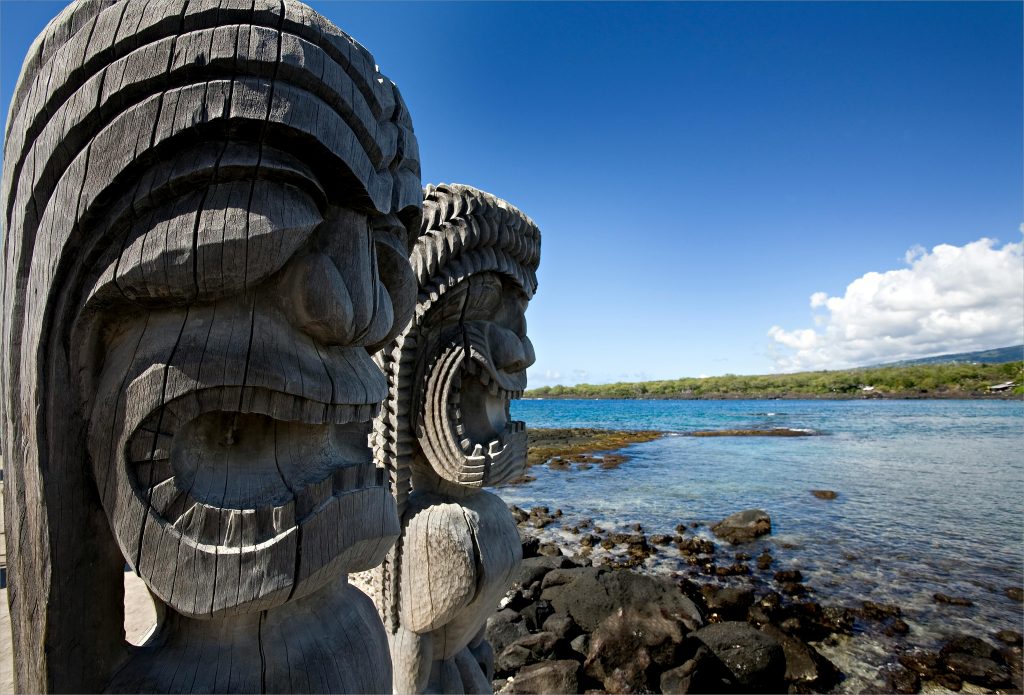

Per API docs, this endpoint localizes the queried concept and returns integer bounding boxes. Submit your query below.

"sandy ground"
[1,572,156,692]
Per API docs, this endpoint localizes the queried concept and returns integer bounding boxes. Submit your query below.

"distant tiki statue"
[353,184,541,694]
[1,1,421,692]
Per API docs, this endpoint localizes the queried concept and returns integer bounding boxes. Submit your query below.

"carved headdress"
[1,1,419,690]
[362,183,540,631]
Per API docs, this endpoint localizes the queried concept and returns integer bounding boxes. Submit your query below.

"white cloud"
[768,235,1024,371]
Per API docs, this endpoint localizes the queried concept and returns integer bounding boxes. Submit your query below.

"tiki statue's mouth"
[127,391,385,550]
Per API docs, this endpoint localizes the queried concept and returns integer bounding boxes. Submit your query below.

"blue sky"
[2,1,1021,385]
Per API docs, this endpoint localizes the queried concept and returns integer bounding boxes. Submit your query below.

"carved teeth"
[472,443,484,457]
[172,499,199,534]
[223,510,242,546]
[460,438,471,450]
[149,478,184,516]
[488,381,499,396]
[488,440,502,456]
[272,501,295,535]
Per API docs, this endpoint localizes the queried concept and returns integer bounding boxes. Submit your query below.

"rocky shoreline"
[525,392,1020,401]
[487,436,1024,694]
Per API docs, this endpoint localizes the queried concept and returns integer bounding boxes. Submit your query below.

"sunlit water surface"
[502,399,1024,692]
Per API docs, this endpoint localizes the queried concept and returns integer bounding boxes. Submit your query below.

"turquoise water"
[504,399,1024,688]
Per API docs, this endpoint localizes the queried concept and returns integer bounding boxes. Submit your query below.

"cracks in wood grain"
[462,507,486,604]
[241,0,286,289]
[100,313,151,515]
[134,307,191,572]
[258,609,268,693]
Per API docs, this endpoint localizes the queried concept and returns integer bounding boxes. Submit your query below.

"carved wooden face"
[82,176,411,618]
[417,273,535,488]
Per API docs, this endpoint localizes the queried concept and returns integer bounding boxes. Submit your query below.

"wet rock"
[691,621,785,692]
[898,650,941,678]
[675,523,689,534]
[818,605,856,636]
[511,555,575,591]
[781,582,806,596]
[548,457,572,471]
[520,600,555,632]
[499,589,535,612]
[495,644,534,675]
[520,535,540,558]
[933,592,973,606]
[650,533,673,545]
[774,569,803,583]
[885,618,911,636]
[712,562,751,577]
[578,533,601,548]
[760,624,840,691]
[702,585,755,622]
[659,646,715,695]
[758,592,782,612]
[756,551,773,571]
[508,660,580,695]
[539,543,564,558]
[513,631,560,660]
[630,523,643,532]
[933,672,963,691]
[510,505,529,524]
[784,602,855,641]
[599,538,615,550]
[584,605,689,693]
[1005,586,1023,602]
[542,613,579,642]
[882,664,921,694]
[747,605,774,627]
[676,537,715,555]
[542,568,703,633]
[943,652,1011,688]
[995,629,1024,646]
[1001,645,1023,688]
[570,634,589,656]
[940,634,1002,662]
[711,509,772,545]
[487,609,530,656]
[860,600,902,620]
[542,566,601,590]
[810,490,838,500]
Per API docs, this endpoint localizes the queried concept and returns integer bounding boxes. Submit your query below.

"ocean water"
[503,399,1024,691]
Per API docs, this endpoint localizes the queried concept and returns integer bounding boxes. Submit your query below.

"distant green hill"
[526,360,1023,400]
[871,345,1023,367]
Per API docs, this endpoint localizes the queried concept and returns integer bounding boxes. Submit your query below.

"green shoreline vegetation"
[526,361,1024,400]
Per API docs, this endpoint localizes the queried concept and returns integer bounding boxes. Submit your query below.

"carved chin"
[119,388,398,617]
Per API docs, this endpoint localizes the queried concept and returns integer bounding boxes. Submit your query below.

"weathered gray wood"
[2,1,420,691]
[352,184,541,694]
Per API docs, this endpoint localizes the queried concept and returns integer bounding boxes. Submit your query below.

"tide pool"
[504,398,1024,691]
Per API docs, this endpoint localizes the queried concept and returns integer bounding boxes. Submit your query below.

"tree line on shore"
[526,362,1024,400]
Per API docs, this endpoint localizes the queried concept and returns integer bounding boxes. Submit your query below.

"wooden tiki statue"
[1,1,420,691]
[353,184,541,694]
